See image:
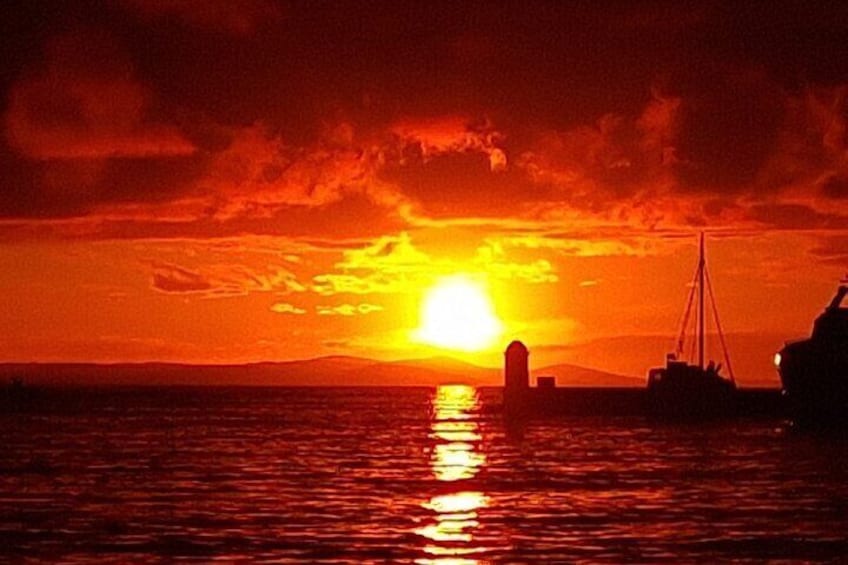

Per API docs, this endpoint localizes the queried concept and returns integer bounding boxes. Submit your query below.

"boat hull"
[646,363,737,420]
[778,339,848,427]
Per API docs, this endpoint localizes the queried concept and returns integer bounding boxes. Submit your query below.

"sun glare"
[416,276,502,352]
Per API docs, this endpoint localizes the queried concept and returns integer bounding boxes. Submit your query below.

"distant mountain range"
[533,363,643,387]
[0,356,637,387]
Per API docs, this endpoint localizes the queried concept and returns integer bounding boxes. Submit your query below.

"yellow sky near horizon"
[0,228,841,384]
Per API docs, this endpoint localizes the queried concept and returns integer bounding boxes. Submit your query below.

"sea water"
[2,385,848,563]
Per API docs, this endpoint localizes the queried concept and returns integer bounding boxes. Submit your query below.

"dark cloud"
[0,191,407,243]
[151,261,212,293]
[121,0,283,35]
[807,235,848,269]
[668,66,785,192]
[3,1,848,238]
[746,203,848,231]
[516,98,675,209]
[822,175,848,199]
[4,31,194,160]
[149,259,304,297]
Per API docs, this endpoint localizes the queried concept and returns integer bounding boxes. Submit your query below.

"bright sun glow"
[416,276,502,352]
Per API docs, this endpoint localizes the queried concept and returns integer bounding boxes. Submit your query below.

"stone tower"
[504,340,529,393]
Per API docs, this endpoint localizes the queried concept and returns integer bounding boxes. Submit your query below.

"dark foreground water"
[3,386,848,563]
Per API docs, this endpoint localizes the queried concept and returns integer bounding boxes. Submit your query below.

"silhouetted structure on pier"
[503,341,529,413]
[504,341,529,391]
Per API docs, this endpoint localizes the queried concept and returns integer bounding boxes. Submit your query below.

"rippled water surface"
[3,385,848,563]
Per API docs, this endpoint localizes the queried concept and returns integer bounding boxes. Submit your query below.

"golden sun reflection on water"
[433,443,485,482]
[416,384,489,565]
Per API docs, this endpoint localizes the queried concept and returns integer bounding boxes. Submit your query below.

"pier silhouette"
[501,340,784,420]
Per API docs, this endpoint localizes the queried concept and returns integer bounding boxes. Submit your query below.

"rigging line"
[705,266,735,383]
[688,297,698,363]
[684,252,702,362]
[676,266,699,357]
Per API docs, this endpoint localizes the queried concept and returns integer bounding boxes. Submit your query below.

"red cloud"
[390,116,506,171]
[201,123,407,220]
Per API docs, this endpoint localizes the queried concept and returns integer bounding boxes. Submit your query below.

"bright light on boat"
[773,352,782,367]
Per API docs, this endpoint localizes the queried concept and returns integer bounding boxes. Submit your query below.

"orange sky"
[1,1,848,384]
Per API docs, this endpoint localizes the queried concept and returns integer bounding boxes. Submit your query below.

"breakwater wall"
[501,387,786,419]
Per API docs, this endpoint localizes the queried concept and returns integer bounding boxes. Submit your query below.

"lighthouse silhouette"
[504,340,529,396]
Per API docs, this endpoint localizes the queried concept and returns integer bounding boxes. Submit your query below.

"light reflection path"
[416,385,489,565]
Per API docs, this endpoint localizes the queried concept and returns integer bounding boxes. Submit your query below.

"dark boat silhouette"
[777,282,848,426]
[646,234,737,419]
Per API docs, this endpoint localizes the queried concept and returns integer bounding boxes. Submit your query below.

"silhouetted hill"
[0,355,641,387]
[0,356,494,386]
[0,357,380,387]
[534,363,642,387]
[363,356,499,385]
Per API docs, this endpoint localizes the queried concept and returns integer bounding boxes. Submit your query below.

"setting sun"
[415,276,502,352]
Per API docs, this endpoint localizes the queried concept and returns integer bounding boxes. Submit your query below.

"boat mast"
[698,232,705,370]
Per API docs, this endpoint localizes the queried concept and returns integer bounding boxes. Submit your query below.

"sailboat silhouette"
[646,233,737,419]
